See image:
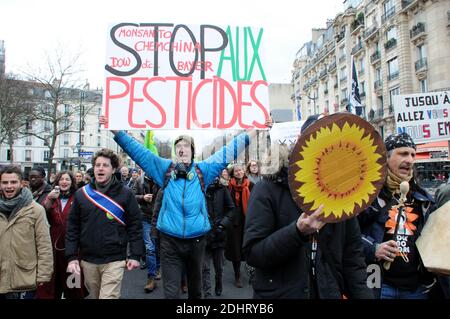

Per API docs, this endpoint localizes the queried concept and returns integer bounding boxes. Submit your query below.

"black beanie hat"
[384,132,416,152]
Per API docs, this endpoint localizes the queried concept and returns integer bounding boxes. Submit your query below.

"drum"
[416,201,450,275]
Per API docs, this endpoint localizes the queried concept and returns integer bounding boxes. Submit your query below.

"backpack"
[162,162,205,194]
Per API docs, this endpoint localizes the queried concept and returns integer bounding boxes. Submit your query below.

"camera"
[54,186,60,193]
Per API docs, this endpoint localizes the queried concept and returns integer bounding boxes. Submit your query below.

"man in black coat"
[243,142,373,299]
[66,149,143,299]
[202,176,235,298]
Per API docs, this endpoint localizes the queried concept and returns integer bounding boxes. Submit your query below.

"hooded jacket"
[114,131,250,239]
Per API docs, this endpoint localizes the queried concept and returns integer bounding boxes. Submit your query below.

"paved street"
[121,259,253,299]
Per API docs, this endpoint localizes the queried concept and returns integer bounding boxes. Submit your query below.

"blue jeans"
[143,220,157,278]
[381,283,429,299]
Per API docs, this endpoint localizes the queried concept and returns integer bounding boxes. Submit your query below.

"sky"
[0,0,343,145]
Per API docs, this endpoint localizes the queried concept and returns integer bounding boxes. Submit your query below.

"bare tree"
[0,74,36,162]
[19,47,93,174]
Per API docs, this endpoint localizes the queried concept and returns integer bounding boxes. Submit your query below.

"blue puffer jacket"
[114,131,250,239]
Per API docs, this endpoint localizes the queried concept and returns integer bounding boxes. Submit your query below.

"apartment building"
[292,0,450,139]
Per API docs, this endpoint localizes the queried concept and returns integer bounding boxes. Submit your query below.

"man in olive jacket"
[0,165,53,299]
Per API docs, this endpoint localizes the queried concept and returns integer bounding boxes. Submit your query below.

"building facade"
[292,0,450,139]
[0,83,118,174]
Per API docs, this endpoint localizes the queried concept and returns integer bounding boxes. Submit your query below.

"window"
[360,81,366,95]
[389,87,400,110]
[26,120,33,130]
[64,134,69,145]
[7,149,12,161]
[64,119,70,130]
[386,27,397,41]
[81,135,85,145]
[44,135,50,146]
[43,151,50,161]
[340,67,347,81]
[25,135,32,146]
[418,44,427,59]
[97,136,101,147]
[63,149,69,158]
[420,79,428,93]
[64,104,70,115]
[25,150,32,162]
[376,68,381,81]
[359,58,365,74]
[388,58,399,80]
[44,121,51,132]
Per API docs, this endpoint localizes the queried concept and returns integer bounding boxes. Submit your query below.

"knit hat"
[384,132,416,152]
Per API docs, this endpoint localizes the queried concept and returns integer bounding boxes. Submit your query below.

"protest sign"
[393,91,450,144]
[104,23,270,130]
[269,121,304,146]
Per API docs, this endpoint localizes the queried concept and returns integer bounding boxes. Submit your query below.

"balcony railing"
[25,157,32,162]
[364,25,378,39]
[328,61,337,71]
[384,38,397,51]
[351,42,364,55]
[371,50,381,63]
[340,75,347,82]
[319,68,328,79]
[382,7,396,23]
[402,0,417,10]
[339,54,346,63]
[415,57,427,71]
[410,22,425,39]
[336,31,345,43]
[388,71,399,81]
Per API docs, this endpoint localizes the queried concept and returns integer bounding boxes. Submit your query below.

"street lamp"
[78,90,86,170]
[296,92,318,119]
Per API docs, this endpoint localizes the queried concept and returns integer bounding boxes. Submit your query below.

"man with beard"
[0,165,53,299]
[358,132,446,299]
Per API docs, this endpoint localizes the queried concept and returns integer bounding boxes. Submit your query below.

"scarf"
[219,177,229,187]
[95,175,116,194]
[386,168,413,195]
[0,187,33,219]
[229,177,251,215]
[32,182,48,200]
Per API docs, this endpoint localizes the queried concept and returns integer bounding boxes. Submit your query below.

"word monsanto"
[104,23,270,130]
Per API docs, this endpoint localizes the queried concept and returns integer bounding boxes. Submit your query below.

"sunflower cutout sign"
[289,113,387,223]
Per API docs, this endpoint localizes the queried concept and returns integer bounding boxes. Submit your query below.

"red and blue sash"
[81,184,126,226]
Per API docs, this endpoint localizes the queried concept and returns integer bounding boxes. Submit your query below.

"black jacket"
[243,171,373,299]
[65,177,144,264]
[205,180,235,249]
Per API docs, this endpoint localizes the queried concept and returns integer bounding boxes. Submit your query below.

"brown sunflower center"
[314,140,367,199]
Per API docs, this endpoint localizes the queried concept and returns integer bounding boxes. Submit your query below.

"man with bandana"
[358,132,445,299]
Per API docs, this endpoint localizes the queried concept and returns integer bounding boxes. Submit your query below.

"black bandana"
[384,132,416,152]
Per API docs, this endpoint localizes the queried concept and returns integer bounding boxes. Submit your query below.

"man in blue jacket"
[100,116,258,298]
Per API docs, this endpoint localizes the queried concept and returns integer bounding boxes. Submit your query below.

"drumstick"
[383,181,409,271]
